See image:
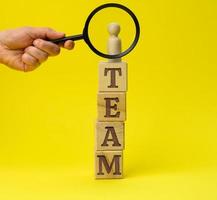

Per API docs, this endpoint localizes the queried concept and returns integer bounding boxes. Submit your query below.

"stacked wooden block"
[95,23,127,179]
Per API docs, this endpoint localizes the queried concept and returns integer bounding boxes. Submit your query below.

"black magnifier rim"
[83,3,140,59]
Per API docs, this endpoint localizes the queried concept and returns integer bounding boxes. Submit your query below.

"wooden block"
[95,151,123,179]
[97,92,126,121]
[99,62,127,92]
[95,122,124,151]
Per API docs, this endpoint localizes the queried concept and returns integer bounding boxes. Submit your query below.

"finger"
[63,40,75,50]
[25,46,49,63]
[58,40,74,50]
[22,53,39,67]
[33,39,61,56]
[28,27,65,40]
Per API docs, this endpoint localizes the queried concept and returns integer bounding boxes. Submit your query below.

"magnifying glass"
[50,3,140,59]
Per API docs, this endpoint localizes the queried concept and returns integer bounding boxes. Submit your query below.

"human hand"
[0,27,74,72]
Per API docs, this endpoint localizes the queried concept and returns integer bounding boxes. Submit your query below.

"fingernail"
[34,39,41,46]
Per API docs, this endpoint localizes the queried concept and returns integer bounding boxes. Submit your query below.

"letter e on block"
[95,151,123,179]
[99,62,127,92]
[97,92,126,121]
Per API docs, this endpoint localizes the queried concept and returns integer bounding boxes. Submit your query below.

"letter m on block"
[95,151,123,179]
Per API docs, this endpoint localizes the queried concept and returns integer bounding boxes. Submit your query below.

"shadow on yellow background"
[0,0,217,199]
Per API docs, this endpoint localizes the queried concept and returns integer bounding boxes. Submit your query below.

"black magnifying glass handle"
[49,34,84,44]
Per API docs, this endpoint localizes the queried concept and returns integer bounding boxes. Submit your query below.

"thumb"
[29,27,65,40]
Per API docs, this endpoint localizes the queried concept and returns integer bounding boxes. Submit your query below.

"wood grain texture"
[99,62,127,92]
[97,92,126,122]
[95,151,123,179]
[95,122,124,151]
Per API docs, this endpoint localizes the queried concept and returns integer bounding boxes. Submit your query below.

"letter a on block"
[97,92,126,121]
[99,62,127,92]
[95,151,123,179]
[95,122,124,150]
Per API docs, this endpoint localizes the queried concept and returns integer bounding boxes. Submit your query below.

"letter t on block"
[99,62,127,92]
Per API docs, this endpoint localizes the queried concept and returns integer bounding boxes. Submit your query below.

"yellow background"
[0,0,217,199]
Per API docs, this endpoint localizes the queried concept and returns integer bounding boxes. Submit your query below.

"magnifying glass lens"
[87,7,136,56]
